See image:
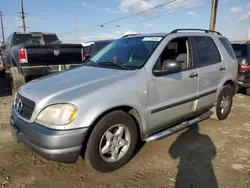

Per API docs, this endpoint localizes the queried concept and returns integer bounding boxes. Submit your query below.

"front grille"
[15,93,35,120]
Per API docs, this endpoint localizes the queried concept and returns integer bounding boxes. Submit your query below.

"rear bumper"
[20,64,81,77]
[10,107,89,164]
[238,72,250,88]
[238,81,250,88]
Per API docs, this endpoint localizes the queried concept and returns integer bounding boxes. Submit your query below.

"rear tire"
[10,67,25,94]
[245,88,250,96]
[210,85,233,121]
[85,110,138,172]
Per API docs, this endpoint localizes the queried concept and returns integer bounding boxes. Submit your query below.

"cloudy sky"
[1,0,250,43]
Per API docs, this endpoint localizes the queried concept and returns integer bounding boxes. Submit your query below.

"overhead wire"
[58,0,177,36]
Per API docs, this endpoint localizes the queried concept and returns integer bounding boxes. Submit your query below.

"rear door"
[193,36,226,110]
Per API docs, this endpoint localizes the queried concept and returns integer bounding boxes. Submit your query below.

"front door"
[148,36,199,132]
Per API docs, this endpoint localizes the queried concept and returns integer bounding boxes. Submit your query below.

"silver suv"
[10,29,238,172]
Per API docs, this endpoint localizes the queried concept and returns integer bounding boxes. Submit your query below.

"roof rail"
[121,34,138,38]
[170,29,222,35]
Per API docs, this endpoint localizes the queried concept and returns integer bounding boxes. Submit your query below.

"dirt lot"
[0,78,250,188]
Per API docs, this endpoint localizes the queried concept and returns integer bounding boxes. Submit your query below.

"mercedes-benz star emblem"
[16,98,23,113]
[54,50,60,56]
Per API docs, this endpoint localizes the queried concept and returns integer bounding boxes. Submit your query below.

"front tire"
[85,110,138,172]
[211,85,233,121]
[10,67,25,94]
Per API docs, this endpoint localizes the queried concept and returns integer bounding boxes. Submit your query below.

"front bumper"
[10,108,89,164]
[20,64,81,77]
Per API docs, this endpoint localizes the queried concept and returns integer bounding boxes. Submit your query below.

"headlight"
[36,104,77,126]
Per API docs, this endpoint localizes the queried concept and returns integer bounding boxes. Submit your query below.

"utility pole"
[18,0,27,32]
[209,0,218,31]
[74,17,77,43]
[0,11,5,43]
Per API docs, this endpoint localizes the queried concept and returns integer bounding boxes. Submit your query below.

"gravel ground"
[0,77,250,188]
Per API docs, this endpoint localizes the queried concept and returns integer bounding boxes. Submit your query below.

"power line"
[58,0,176,35]
[60,10,170,39]
[59,0,195,38]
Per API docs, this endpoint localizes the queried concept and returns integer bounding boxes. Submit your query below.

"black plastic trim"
[151,88,217,114]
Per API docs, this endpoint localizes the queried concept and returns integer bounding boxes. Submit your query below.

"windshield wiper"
[98,61,130,70]
[85,60,98,67]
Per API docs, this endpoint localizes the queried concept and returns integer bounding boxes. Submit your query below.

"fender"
[65,96,150,137]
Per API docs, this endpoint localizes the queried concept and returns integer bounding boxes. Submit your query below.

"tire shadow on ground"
[0,74,12,97]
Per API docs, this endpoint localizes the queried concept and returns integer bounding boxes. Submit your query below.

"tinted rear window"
[42,35,59,43]
[231,44,247,58]
[219,38,237,60]
[194,36,221,67]
[13,34,58,46]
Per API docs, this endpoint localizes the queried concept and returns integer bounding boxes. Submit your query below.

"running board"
[144,111,213,142]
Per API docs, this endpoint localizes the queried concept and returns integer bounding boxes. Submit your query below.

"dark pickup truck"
[231,41,250,95]
[0,32,86,93]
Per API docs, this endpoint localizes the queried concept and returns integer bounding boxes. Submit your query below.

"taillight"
[19,49,28,64]
[238,77,245,81]
[81,49,86,61]
[239,61,250,72]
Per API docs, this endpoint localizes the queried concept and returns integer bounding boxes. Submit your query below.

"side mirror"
[153,60,181,76]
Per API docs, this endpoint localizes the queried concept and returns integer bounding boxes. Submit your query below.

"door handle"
[189,72,198,78]
[219,66,226,71]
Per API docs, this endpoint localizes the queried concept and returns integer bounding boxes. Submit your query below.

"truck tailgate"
[24,44,83,66]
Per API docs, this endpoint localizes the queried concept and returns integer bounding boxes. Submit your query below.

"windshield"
[89,36,162,69]
[13,34,59,46]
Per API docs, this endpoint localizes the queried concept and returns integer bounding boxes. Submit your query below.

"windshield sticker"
[142,37,162,42]
[81,42,95,47]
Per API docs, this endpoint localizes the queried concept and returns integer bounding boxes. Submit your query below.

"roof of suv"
[121,29,223,39]
[15,32,56,35]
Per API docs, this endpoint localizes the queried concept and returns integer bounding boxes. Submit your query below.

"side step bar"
[144,111,213,142]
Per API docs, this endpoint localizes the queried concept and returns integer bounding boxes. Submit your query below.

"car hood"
[19,66,134,104]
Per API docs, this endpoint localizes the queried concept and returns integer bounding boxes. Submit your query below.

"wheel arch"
[223,79,237,94]
[91,105,143,139]
[80,105,145,157]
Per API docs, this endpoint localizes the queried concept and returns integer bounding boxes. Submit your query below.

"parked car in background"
[231,41,250,95]
[10,29,238,172]
[0,32,86,93]
[81,40,113,59]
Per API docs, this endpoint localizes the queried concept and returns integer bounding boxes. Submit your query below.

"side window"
[219,38,237,60]
[194,36,221,67]
[6,34,12,48]
[155,37,192,71]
